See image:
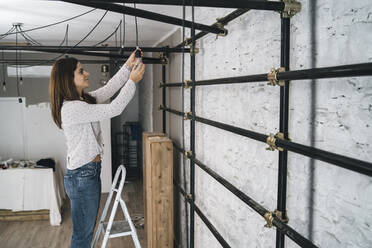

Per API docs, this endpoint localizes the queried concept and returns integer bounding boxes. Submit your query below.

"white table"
[0,165,66,226]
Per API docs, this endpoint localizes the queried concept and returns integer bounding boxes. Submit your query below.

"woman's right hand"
[129,63,145,83]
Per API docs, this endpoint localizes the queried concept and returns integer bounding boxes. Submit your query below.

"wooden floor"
[0,179,146,248]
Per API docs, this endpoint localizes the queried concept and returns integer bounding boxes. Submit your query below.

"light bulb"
[101,64,109,77]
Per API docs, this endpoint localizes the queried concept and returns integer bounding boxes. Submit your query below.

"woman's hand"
[130,63,145,83]
[125,49,143,70]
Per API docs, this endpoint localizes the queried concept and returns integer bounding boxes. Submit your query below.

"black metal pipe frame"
[174,8,250,48]
[0,59,112,65]
[160,62,372,87]
[276,13,290,248]
[162,64,166,133]
[190,2,196,247]
[1,49,162,64]
[0,45,190,53]
[61,0,225,35]
[172,143,318,248]
[159,106,372,177]
[173,179,232,248]
[90,0,285,11]
[32,49,162,64]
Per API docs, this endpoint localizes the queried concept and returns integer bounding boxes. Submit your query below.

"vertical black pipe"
[190,2,196,248]
[276,13,290,248]
[309,0,318,241]
[162,64,166,133]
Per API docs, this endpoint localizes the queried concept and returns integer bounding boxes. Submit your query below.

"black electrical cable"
[122,4,126,47]
[15,29,21,102]
[19,49,23,85]
[19,26,42,45]
[15,10,108,68]
[0,8,96,37]
[134,3,139,47]
[119,20,122,47]
[93,21,121,47]
[57,24,69,47]
[119,2,126,55]
[0,26,16,40]
[1,50,6,91]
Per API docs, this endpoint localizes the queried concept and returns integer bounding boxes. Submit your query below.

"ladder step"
[103,220,131,236]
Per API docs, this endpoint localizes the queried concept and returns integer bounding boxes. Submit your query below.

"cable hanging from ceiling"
[93,21,122,47]
[15,10,109,68]
[119,2,126,55]
[0,26,16,41]
[2,50,6,92]
[0,8,96,39]
[15,24,22,102]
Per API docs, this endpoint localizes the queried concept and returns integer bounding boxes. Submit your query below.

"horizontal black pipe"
[161,106,372,177]
[0,45,190,53]
[277,62,372,81]
[173,144,318,248]
[92,0,284,10]
[0,59,111,65]
[161,62,372,87]
[61,0,224,35]
[32,49,162,63]
[175,8,249,48]
[276,139,372,177]
[173,180,232,248]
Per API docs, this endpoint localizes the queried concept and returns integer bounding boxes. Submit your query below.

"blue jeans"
[64,161,102,248]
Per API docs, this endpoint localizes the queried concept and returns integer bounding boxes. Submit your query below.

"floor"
[0,179,146,248]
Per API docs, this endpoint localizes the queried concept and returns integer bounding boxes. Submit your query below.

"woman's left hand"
[125,49,143,70]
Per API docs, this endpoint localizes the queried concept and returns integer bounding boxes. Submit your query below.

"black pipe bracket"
[281,0,302,18]
[267,67,286,86]
[266,132,284,151]
[184,80,193,89]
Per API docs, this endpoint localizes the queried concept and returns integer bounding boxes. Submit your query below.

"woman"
[49,51,145,248]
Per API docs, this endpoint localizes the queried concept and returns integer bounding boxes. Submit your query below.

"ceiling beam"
[61,0,225,35]
[0,45,189,53]
[90,0,284,11]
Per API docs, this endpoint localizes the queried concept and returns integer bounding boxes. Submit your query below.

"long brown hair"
[49,57,96,129]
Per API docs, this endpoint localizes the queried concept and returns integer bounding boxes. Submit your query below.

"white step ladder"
[91,165,141,248]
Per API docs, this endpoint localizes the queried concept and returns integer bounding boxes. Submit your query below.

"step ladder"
[91,165,141,248]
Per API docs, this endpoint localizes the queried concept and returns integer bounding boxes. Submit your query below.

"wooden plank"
[148,136,173,248]
[151,138,173,248]
[143,132,165,248]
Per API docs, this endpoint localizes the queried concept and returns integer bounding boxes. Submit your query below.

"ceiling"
[0,0,187,47]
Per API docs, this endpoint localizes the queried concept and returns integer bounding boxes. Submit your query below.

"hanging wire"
[19,49,23,85]
[15,10,109,68]
[119,19,122,47]
[66,24,69,47]
[134,3,139,47]
[19,26,42,45]
[0,26,16,40]
[181,1,189,247]
[122,3,126,48]
[93,21,121,47]
[15,26,21,100]
[0,8,96,38]
[2,50,6,92]
[119,3,126,55]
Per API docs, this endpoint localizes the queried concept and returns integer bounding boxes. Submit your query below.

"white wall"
[0,99,113,192]
[153,1,372,247]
